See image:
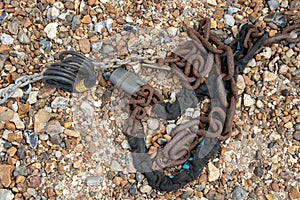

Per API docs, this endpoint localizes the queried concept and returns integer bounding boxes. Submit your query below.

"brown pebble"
[78,39,91,54]
[7,146,17,157]
[271,182,280,192]
[0,164,15,187]
[16,176,25,184]
[290,187,300,199]
[65,1,74,9]
[28,176,42,188]
[0,45,11,54]
[293,131,300,141]
[82,15,92,24]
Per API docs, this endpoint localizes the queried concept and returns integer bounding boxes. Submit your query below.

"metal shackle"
[109,68,144,95]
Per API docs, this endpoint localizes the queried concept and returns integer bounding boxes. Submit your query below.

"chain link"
[0,73,44,105]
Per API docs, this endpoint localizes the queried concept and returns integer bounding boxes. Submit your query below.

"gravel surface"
[0,0,300,199]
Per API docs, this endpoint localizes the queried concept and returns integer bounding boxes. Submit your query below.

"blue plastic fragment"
[24,130,38,149]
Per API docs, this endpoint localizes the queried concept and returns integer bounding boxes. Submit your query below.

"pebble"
[125,15,134,23]
[0,189,14,200]
[0,164,15,187]
[208,162,220,182]
[27,188,37,196]
[243,94,254,107]
[78,39,91,54]
[286,49,294,58]
[47,7,60,19]
[129,184,138,195]
[261,47,272,59]
[91,41,103,52]
[10,113,25,129]
[94,22,105,33]
[294,131,300,141]
[111,160,123,171]
[232,187,248,200]
[34,109,51,134]
[64,129,80,137]
[72,15,81,30]
[271,13,287,28]
[271,182,280,192]
[8,20,18,35]
[24,130,39,149]
[167,27,178,37]
[39,39,51,51]
[224,14,235,27]
[0,34,14,45]
[254,166,264,177]
[263,71,277,81]
[290,187,300,199]
[86,176,103,187]
[44,23,58,39]
[46,120,63,135]
[236,75,246,94]
[227,7,240,15]
[28,91,38,104]
[102,45,114,54]
[17,31,31,44]
[206,0,217,6]
[148,118,160,130]
[139,185,152,194]
[51,97,69,109]
[106,18,114,33]
[82,15,92,24]
[267,0,280,10]
[28,176,42,188]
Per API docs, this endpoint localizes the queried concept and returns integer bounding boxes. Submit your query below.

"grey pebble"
[102,45,115,54]
[136,172,144,183]
[232,187,248,200]
[254,166,264,177]
[224,14,235,27]
[0,189,14,200]
[129,184,138,195]
[86,176,103,187]
[18,31,31,44]
[227,7,240,15]
[46,120,63,135]
[50,134,62,145]
[180,192,189,199]
[271,13,287,27]
[91,41,103,52]
[94,21,105,33]
[267,0,280,10]
[72,15,81,30]
[39,39,51,51]
[47,7,60,19]
[17,146,26,159]
[24,130,38,149]
[8,20,19,35]
[293,131,300,141]
[0,33,14,45]
[14,165,28,176]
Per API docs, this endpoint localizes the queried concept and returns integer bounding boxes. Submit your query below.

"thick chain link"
[0,73,44,105]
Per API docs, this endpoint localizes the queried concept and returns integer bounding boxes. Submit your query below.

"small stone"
[0,164,15,187]
[148,118,160,130]
[46,120,63,135]
[140,185,152,194]
[44,23,58,39]
[73,160,83,168]
[271,182,280,192]
[261,47,272,59]
[127,37,139,48]
[53,1,64,9]
[28,176,42,188]
[24,130,39,149]
[51,97,69,109]
[8,20,18,35]
[290,187,300,199]
[294,131,300,141]
[236,75,246,94]
[110,160,123,171]
[254,166,264,177]
[267,0,280,10]
[113,176,123,185]
[18,30,31,44]
[102,45,114,54]
[243,94,254,107]
[290,0,300,10]
[106,18,113,33]
[7,146,17,157]
[91,41,103,52]
[208,162,220,182]
[64,129,80,137]
[279,64,288,74]
[263,71,277,81]
[78,39,91,54]
[256,100,264,108]
[72,15,81,30]
[86,176,103,186]
[0,34,14,45]
[284,122,293,129]
[0,107,14,122]
[125,15,133,23]
[167,27,178,37]
[82,15,92,24]
[94,22,105,33]
[224,14,235,27]
[27,188,37,196]
[129,184,138,195]
[47,7,60,19]
[206,0,217,5]
[232,187,248,200]
[28,91,38,104]
[167,124,176,134]
[10,113,24,129]
[0,189,14,200]
[34,109,51,134]
[286,49,294,58]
